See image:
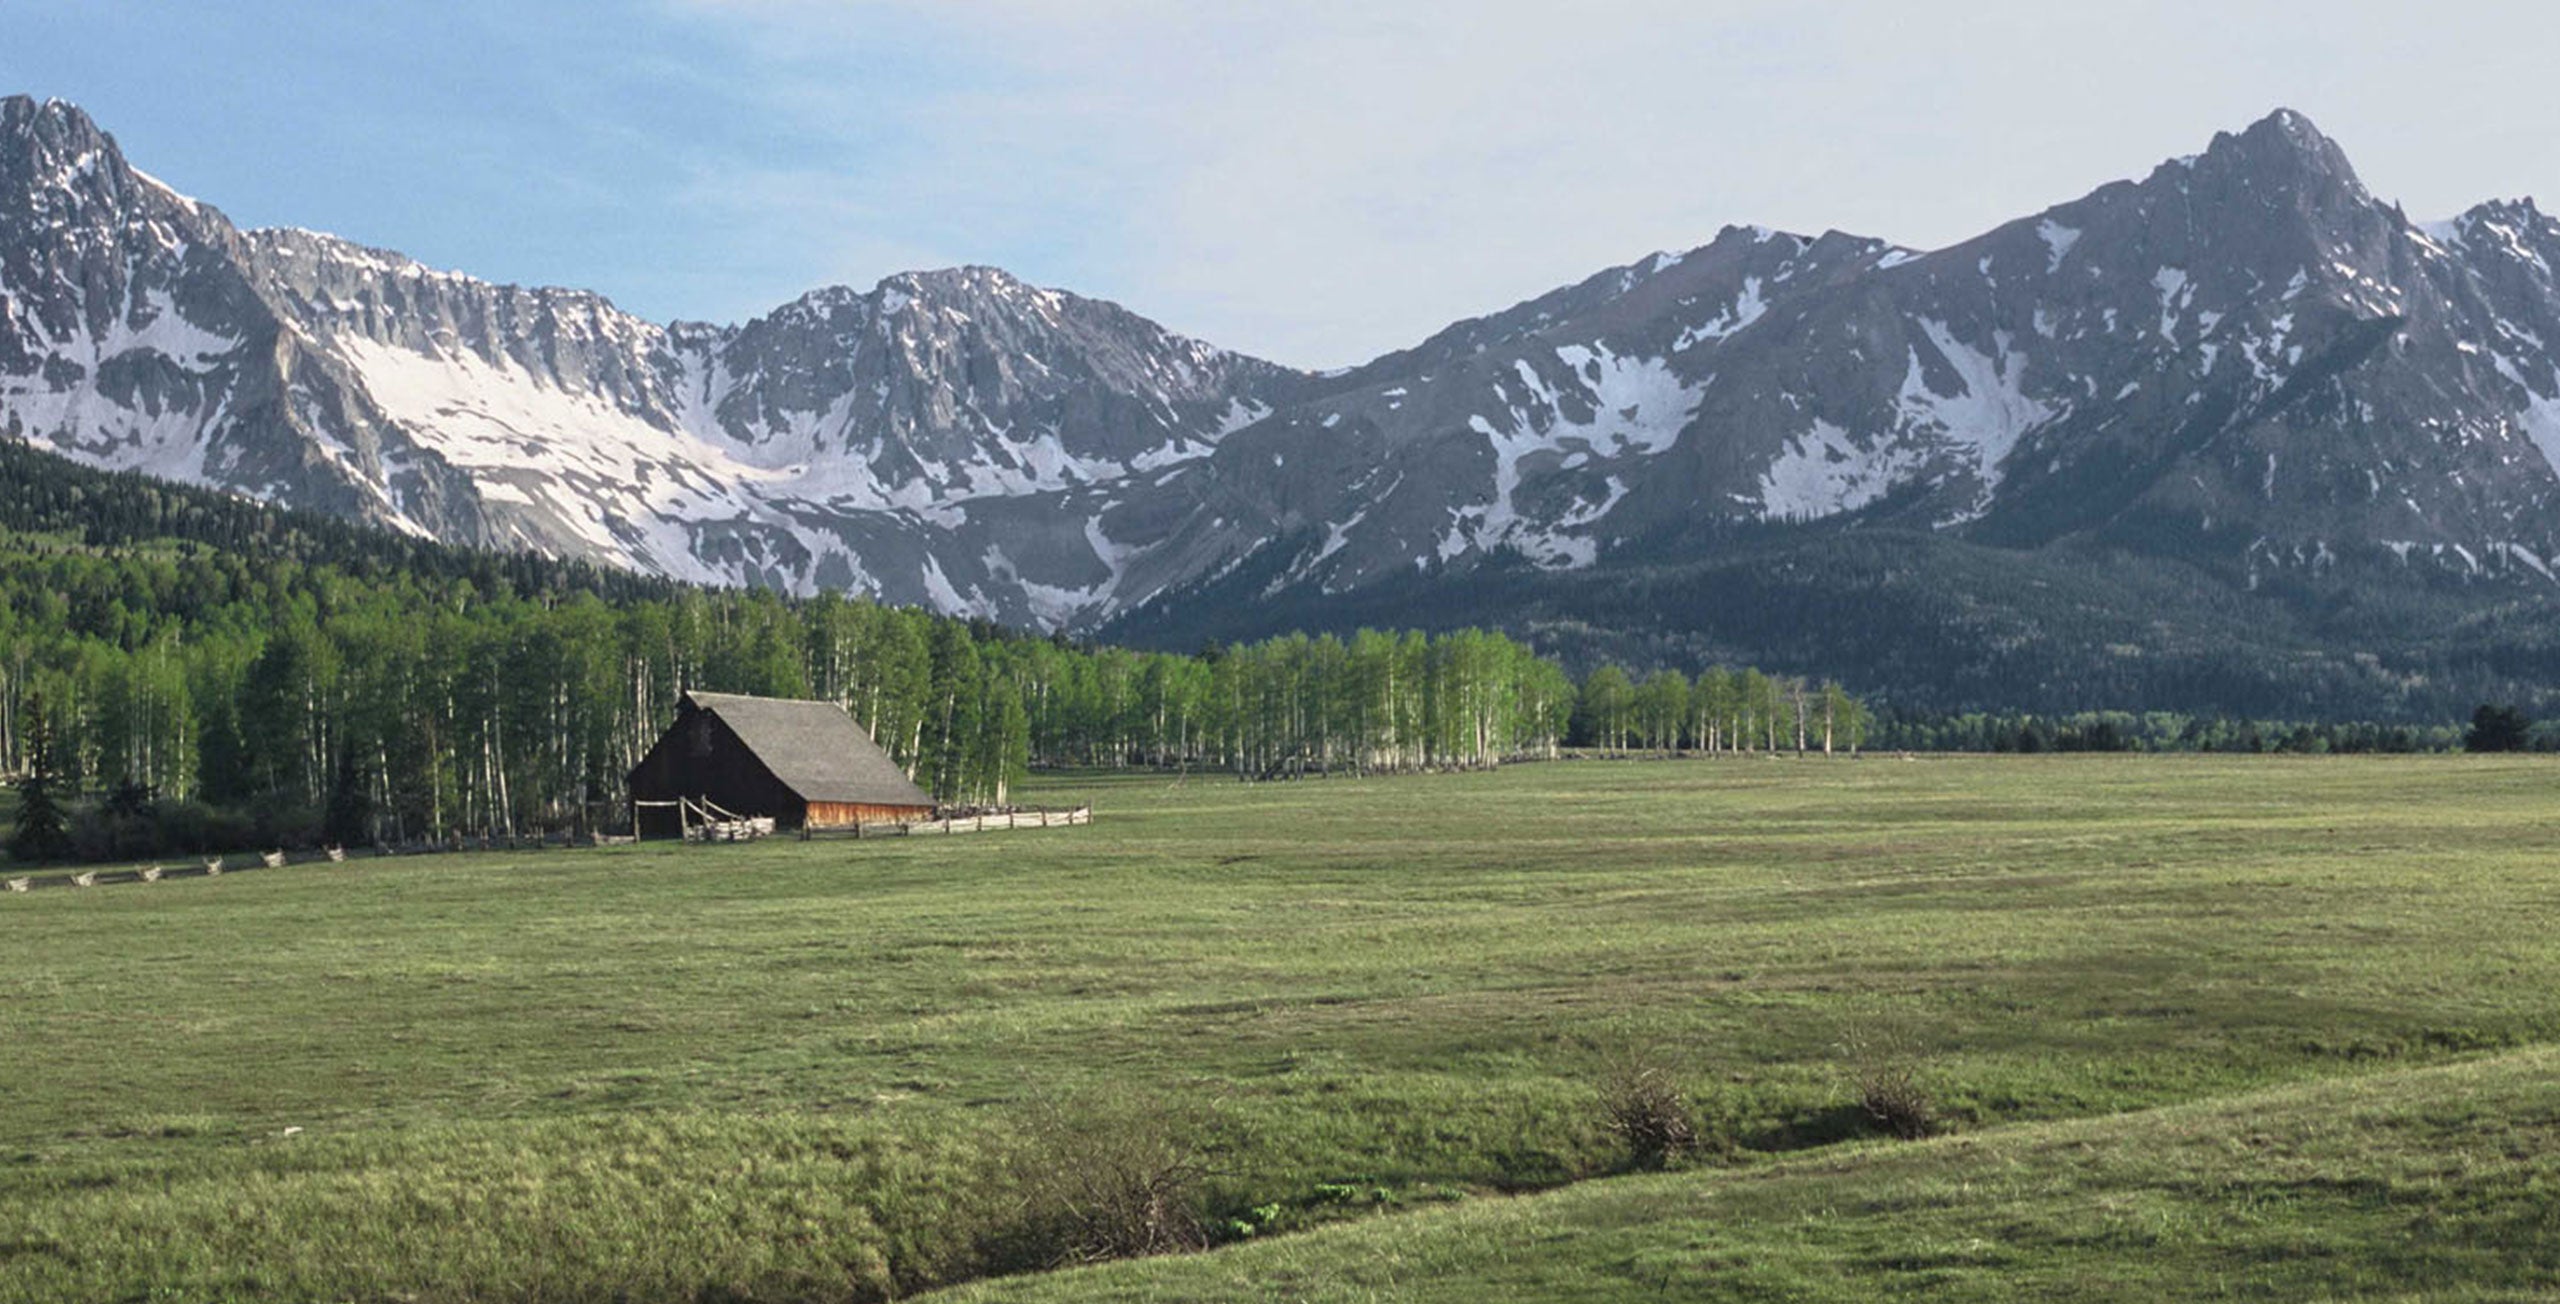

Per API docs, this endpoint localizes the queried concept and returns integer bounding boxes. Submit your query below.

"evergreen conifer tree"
[9,699,71,864]
[325,750,374,847]
[2465,703,2532,753]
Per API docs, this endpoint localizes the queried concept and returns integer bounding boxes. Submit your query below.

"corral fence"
[629,796,1094,844]
[804,804,1092,841]
[630,796,777,843]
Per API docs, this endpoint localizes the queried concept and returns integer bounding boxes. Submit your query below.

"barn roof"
[681,692,933,809]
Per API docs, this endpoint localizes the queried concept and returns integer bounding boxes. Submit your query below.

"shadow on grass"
[1740,1103,1878,1154]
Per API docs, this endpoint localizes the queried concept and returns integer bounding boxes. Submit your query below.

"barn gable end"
[629,693,933,838]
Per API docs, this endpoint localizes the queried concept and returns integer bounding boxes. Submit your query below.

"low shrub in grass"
[1595,1053,1703,1170]
[1839,1021,1940,1141]
[991,1090,1215,1271]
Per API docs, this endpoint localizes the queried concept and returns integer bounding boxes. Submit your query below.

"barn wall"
[805,801,937,829]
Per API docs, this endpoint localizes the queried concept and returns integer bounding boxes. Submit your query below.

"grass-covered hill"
[936,1048,2560,1301]
[6,754,2560,1300]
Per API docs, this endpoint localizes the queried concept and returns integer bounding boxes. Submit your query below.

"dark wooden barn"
[628,691,935,839]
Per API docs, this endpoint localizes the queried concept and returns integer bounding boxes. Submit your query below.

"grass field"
[6,755,2560,1300]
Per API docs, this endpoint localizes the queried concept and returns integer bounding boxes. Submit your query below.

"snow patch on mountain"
[1674,278,1768,351]
[1213,397,1272,437]
[1547,344,1700,455]
[1079,513,1138,613]
[2508,362,2560,478]
[963,427,1151,498]
[918,553,979,615]
[2153,268,2194,342]
[1438,343,1701,568]
[1759,419,1929,520]
[336,334,768,578]
[2037,219,2082,271]
[0,289,241,484]
[1898,318,2057,502]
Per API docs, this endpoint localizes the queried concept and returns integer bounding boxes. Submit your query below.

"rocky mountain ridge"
[1,94,1306,619]
[1116,108,2560,617]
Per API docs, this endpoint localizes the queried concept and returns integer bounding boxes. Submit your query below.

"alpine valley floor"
[5,755,2560,1301]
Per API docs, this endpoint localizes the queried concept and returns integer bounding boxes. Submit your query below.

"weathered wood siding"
[805,801,936,829]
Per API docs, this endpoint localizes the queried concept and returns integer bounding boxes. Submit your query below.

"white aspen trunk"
[489,671,514,837]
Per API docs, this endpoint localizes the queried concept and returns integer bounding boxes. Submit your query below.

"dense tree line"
[1867,709,2470,754]
[0,533,1630,858]
[1572,665,1869,755]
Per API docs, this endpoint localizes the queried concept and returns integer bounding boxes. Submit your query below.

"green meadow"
[6,755,2560,1301]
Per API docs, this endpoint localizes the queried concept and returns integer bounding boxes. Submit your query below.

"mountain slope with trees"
[13,98,2560,717]
[4,437,1869,863]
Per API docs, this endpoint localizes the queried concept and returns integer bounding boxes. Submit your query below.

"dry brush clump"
[1595,1049,1707,1170]
[1838,1019,1939,1140]
[990,1089,1216,1271]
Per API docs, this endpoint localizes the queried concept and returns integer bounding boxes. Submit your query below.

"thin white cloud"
[660,0,2560,367]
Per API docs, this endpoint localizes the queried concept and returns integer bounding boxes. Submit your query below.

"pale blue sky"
[9,2,2560,367]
